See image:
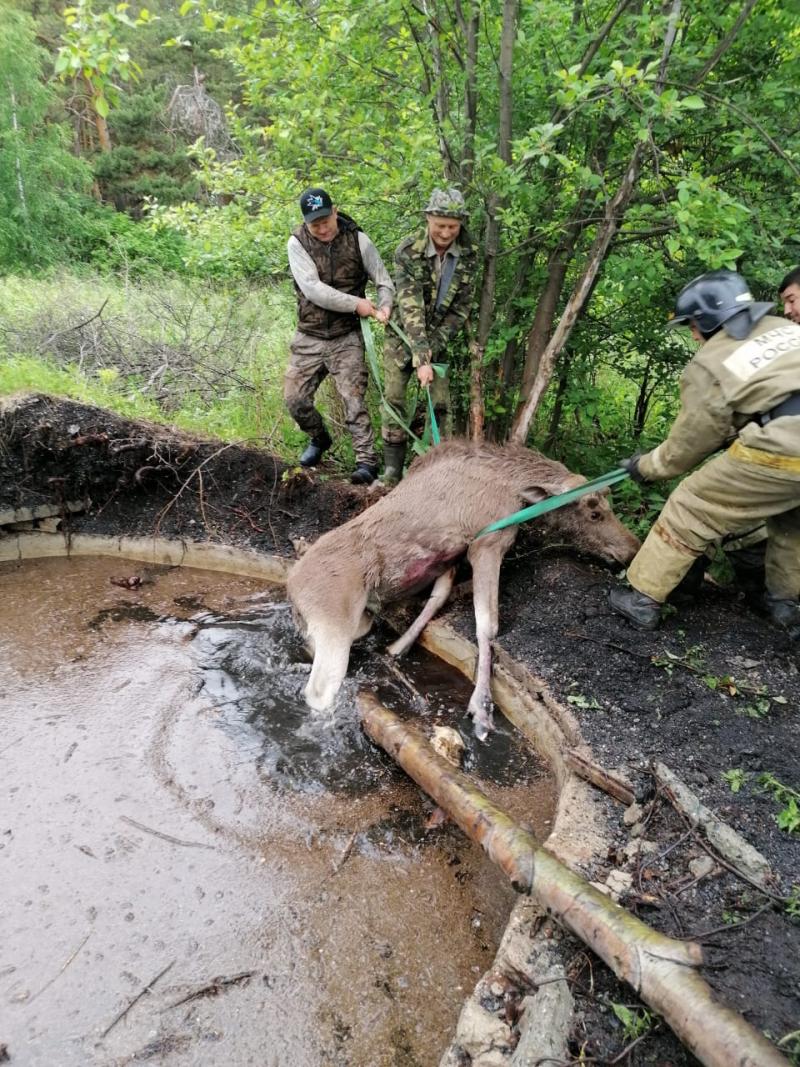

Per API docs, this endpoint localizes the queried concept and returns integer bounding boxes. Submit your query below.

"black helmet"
[667,269,773,339]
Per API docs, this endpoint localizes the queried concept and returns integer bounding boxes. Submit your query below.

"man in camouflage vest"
[285,187,394,485]
[380,188,477,484]
[609,270,800,637]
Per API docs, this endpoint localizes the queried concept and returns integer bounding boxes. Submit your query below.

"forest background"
[2,0,799,536]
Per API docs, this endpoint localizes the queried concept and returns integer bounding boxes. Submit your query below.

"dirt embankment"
[0,392,369,554]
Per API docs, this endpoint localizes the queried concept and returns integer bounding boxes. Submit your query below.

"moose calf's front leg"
[303,604,372,712]
[388,568,456,657]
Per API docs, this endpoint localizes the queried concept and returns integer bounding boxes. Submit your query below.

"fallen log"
[357,692,788,1067]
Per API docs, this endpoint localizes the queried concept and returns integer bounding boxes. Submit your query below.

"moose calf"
[287,439,639,739]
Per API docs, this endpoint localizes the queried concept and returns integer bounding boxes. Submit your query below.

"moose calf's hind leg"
[466,543,505,741]
[387,568,456,658]
[468,625,495,741]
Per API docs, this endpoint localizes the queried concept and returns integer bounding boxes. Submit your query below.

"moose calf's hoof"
[299,431,332,468]
[351,463,378,485]
[608,585,662,631]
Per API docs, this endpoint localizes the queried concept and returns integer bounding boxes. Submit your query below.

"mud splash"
[1,556,556,1067]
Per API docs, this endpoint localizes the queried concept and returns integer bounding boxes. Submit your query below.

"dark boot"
[672,555,708,602]
[764,593,800,638]
[727,543,767,609]
[381,441,406,486]
[608,585,662,631]
[299,429,332,467]
[351,462,378,486]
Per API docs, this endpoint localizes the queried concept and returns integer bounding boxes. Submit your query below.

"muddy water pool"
[0,556,555,1067]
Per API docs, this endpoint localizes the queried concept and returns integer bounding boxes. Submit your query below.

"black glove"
[619,453,647,484]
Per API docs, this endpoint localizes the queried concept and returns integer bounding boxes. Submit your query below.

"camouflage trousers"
[283,329,377,466]
[381,333,451,446]
[629,442,800,602]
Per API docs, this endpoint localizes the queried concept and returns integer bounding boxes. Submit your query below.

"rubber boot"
[351,463,379,486]
[672,555,708,603]
[727,543,767,610]
[608,584,662,631]
[299,429,332,468]
[764,593,800,639]
[381,441,406,486]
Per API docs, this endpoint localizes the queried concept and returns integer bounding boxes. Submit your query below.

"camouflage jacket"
[389,227,478,367]
[639,315,800,480]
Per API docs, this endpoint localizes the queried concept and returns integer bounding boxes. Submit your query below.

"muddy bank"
[0,392,366,556]
[1,393,799,1066]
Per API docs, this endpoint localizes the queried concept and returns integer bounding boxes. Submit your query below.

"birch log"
[357,692,788,1067]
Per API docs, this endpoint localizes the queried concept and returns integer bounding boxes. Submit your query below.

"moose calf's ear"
[521,472,585,504]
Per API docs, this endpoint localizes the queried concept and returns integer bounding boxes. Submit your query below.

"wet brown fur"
[287,439,640,733]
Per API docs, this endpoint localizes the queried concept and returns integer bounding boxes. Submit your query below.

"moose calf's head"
[539,483,640,566]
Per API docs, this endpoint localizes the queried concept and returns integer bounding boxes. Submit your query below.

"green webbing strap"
[363,318,446,452]
[386,317,415,351]
[475,467,630,539]
[386,318,446,445]
[426,387,441,445]
[360,318,425,448]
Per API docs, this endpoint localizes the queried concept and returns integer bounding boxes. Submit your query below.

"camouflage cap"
[424,187,466,219]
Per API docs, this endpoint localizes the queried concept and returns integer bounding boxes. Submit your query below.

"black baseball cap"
[299,187,333,222]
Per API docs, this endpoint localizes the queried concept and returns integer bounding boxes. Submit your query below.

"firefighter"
[609,269,800,636]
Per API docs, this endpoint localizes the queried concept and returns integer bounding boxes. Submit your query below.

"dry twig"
[101,960,175,1037]
[162,970,254,1011]
[120,815,215,851]
[28,932,91,1002]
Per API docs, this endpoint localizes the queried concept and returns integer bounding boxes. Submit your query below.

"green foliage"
[610,1001,654,1042]
[79,206,190,273]
[0,4,94,270]
[777,1029,800,1067]
[6,0,800,474]
[758,774,800,834]
[722,769,747,794]
[566,683,602,710]
[90,3,240,214]
[55,0,148,120]
[148,0,797,454]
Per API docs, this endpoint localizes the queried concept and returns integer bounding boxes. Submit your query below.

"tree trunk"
[83,74,111,152]
[476,0,516,348]
[358,693,789,1067]
[543,361,569,453]
[8,85,28,216]
[632,357,653,438]
[456,0,479,187]
[421,0,459,182]
[472,0,518,439]
[510,0,683,444]
[467,330,484,440]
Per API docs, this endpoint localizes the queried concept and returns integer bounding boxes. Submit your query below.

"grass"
[0,267,679,491]
[0,270,305,456]
[0,270,394,474]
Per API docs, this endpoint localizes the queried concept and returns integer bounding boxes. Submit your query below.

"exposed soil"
[450,551,800,1065]
[0,393,370,553]
[2,393,799,1066]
